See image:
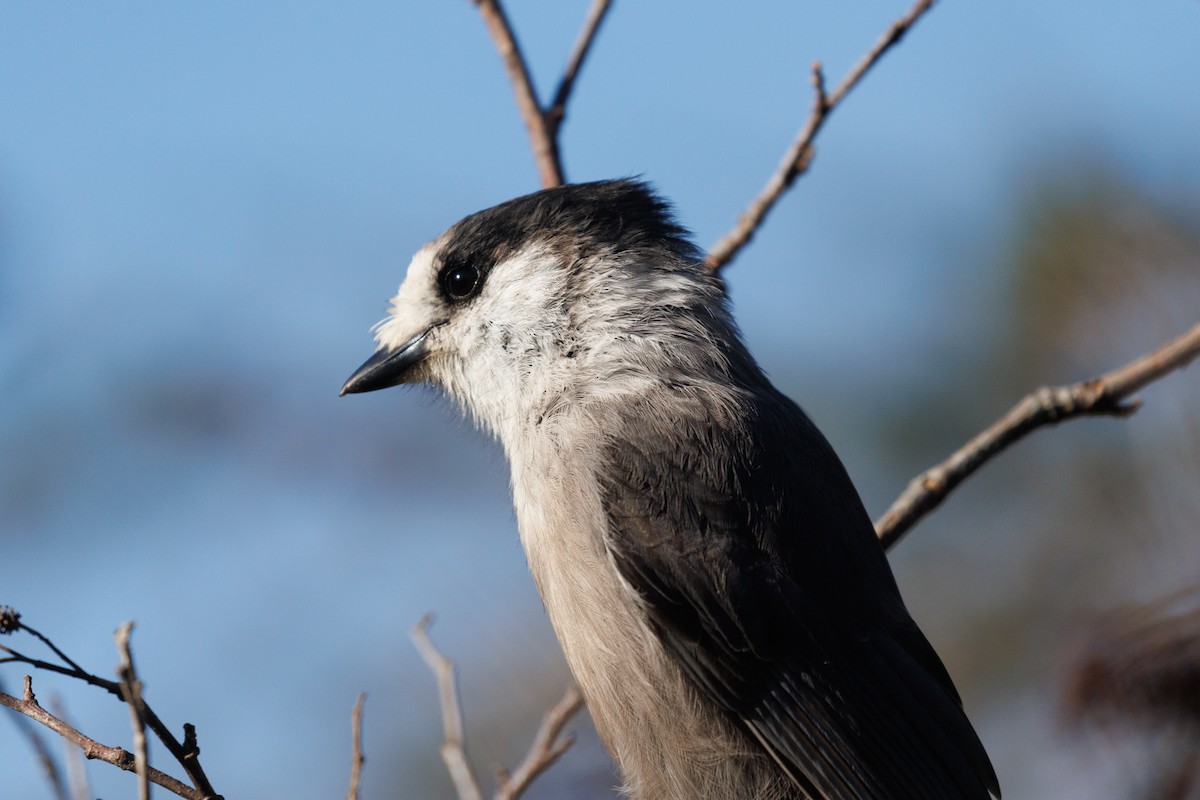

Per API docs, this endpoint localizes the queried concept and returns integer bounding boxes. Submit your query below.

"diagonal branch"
[547,0,613,137]
[876,321,1200,550]
[471,0,612,188]
[706,0,937,271]
[471,0,560,188]
[2,676,69,800]
[1,677,207,800]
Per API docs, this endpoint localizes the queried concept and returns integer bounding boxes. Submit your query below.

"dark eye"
[442,264,480,300]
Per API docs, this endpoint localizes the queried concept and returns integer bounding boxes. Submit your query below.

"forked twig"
[706,0,938,271]
[411,615,484,800]
[876,322,1200,549]
[494,685,584,800]
[471,0,613,188]
[412,616,585,800]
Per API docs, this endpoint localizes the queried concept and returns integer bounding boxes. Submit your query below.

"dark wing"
[600,387,1000,799]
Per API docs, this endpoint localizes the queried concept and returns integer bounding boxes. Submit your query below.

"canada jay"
[342,180,1000,799]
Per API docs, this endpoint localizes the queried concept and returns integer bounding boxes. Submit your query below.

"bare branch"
[115,622,150,800]
[494,684,584,800]
[706,0,938,271]
[411,615,484,800]
[0,649,121,694]
[471,0,563,188]
[345,693,366,800]
[547,0,613,136]
[3,615,222,799]
[876,321,1200,549]
[471,0,612,188]
[828,0,936,108]
[1,679,207,800]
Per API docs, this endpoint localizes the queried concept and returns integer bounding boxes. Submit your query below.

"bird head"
[341,180,737,440]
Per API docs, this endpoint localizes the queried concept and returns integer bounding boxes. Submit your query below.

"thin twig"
[22,623,88,676]
[547,0,613,135]
[472,0,563,188]
[706,0,938,271]
[876,321,1200,549]
[493,684,584,800]
[411,616,584,800]
[0,679,206,800]
[1,645,123,695]
[411,615,484,800]
[345,693,366,800]
[115,622,150,800]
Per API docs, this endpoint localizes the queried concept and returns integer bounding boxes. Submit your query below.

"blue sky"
[2,2,1198,798]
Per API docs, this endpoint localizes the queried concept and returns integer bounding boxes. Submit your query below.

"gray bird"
[342,180,1000,799]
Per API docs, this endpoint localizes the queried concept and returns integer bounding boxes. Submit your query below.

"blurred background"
[2,2,1199,798]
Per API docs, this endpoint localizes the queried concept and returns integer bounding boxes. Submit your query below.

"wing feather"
[600,386,1000,798]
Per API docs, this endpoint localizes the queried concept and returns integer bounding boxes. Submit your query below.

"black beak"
[340,328,435,396]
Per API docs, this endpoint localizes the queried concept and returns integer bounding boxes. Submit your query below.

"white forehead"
[372,238,443,349]
[398,237,443,289]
